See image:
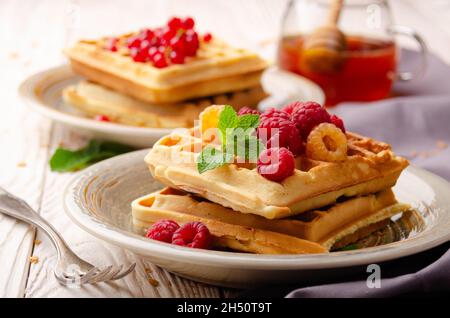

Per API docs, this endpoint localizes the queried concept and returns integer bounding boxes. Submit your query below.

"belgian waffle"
[145,129,409,219]
[63,81,266,128]
[132,188,409,254]
[65,37,268,103]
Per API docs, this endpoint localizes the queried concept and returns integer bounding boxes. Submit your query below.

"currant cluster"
[105,17,213,68]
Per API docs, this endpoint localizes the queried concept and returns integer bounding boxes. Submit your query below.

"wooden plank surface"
[0,0,449,298]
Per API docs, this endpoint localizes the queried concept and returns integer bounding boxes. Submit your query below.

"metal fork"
[0,187,136,286]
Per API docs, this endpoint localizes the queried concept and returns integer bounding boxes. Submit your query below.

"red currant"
[182,17,195,29]
[169,35,186,53]
[203,33,212,43]
[131,48,149,63]
[152,52,168,68]
[127,36,141,49]
[94,114,111,122]
[168,17,182,30]
[105,37,118,52]
[170,50,185,64]
[184,31,199,56]
[138,28,154,41]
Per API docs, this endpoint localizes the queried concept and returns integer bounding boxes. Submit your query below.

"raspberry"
[146,220,180,243]
[330,114,346,133]
[237,107,261,116]
[306,123,348,162]
[291,102,331,139]
[257,147,296,182]
[257,117,303,156]
[260,108,290,121]
[282,101,305,115]
[172,222,212,249]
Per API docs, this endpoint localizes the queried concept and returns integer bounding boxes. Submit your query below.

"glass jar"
[277,0,427,106]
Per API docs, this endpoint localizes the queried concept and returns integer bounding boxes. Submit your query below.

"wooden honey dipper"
[302,0,347,73]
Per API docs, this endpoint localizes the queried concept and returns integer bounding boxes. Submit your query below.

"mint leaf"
[237,114,259,130]
[218,105,238,145]
[339,244,359,251]
[224,134,265,162]
[49,140,135,172]
[197,106,262,173]
[245,135,265,161]
[197,146,233,174]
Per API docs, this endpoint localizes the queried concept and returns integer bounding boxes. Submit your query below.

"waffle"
[145,129,409,219]
[63,81,266,128]
[65,37,268,103]
[132,188,409,254]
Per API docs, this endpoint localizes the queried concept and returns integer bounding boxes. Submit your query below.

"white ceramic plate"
[64,150,450,288]
[19,65,325,148]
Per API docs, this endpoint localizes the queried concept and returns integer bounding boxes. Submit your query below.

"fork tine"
[80,267,100,284]
[100,265,123,282]
[87,265,113,284]
[110,263,136,281]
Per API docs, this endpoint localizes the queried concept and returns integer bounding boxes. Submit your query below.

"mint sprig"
[50,140,135,172]
[197,106,264,174]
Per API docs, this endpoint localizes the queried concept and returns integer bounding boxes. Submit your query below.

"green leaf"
[339,244,359,251]
[49,140,135,172]
[224,134,265,162]
[237,114,259,130]
[218,105,238,145]
[197,146,233,174]
[245,135,265,161]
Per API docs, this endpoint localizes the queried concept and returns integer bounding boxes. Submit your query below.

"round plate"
[63,150,450,288]
[19,65,325,148]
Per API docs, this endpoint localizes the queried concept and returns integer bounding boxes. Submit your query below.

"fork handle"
[0,187,73,259]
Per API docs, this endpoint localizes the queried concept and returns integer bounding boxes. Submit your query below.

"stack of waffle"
[132,114,410,254]
[63,34,268,128]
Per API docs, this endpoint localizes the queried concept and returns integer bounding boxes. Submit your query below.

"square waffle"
[63,81,267,128]
[65,36,268,103]
[145,129,409,219]
[132,188,410,254]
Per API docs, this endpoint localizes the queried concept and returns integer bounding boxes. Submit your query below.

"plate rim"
[18,64,325,138]
[63,149,450,271]
[18,65,174,137]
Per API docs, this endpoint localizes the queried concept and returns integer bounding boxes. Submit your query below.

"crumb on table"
[29,256,39,264]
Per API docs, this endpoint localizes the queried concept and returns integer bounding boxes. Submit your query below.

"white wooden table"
[1,0,450,298]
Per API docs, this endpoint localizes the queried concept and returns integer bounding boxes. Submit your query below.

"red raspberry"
[282,101,305,115]
[330,114,346,133]
[172,222,212,249]
[257,117,303,156]
[260,108,290,121]
[237,107,261,116]
[257,147,296,182]
[146,220,180,243]
[291,102,331,139]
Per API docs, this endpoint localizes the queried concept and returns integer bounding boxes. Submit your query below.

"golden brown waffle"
[63,81,266,128]
[132,188,409,251]
[65,36,268,103]
[145,129,409,219]
[132,188,409,254]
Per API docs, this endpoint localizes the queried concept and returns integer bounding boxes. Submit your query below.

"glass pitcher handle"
[388,25,428,81]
